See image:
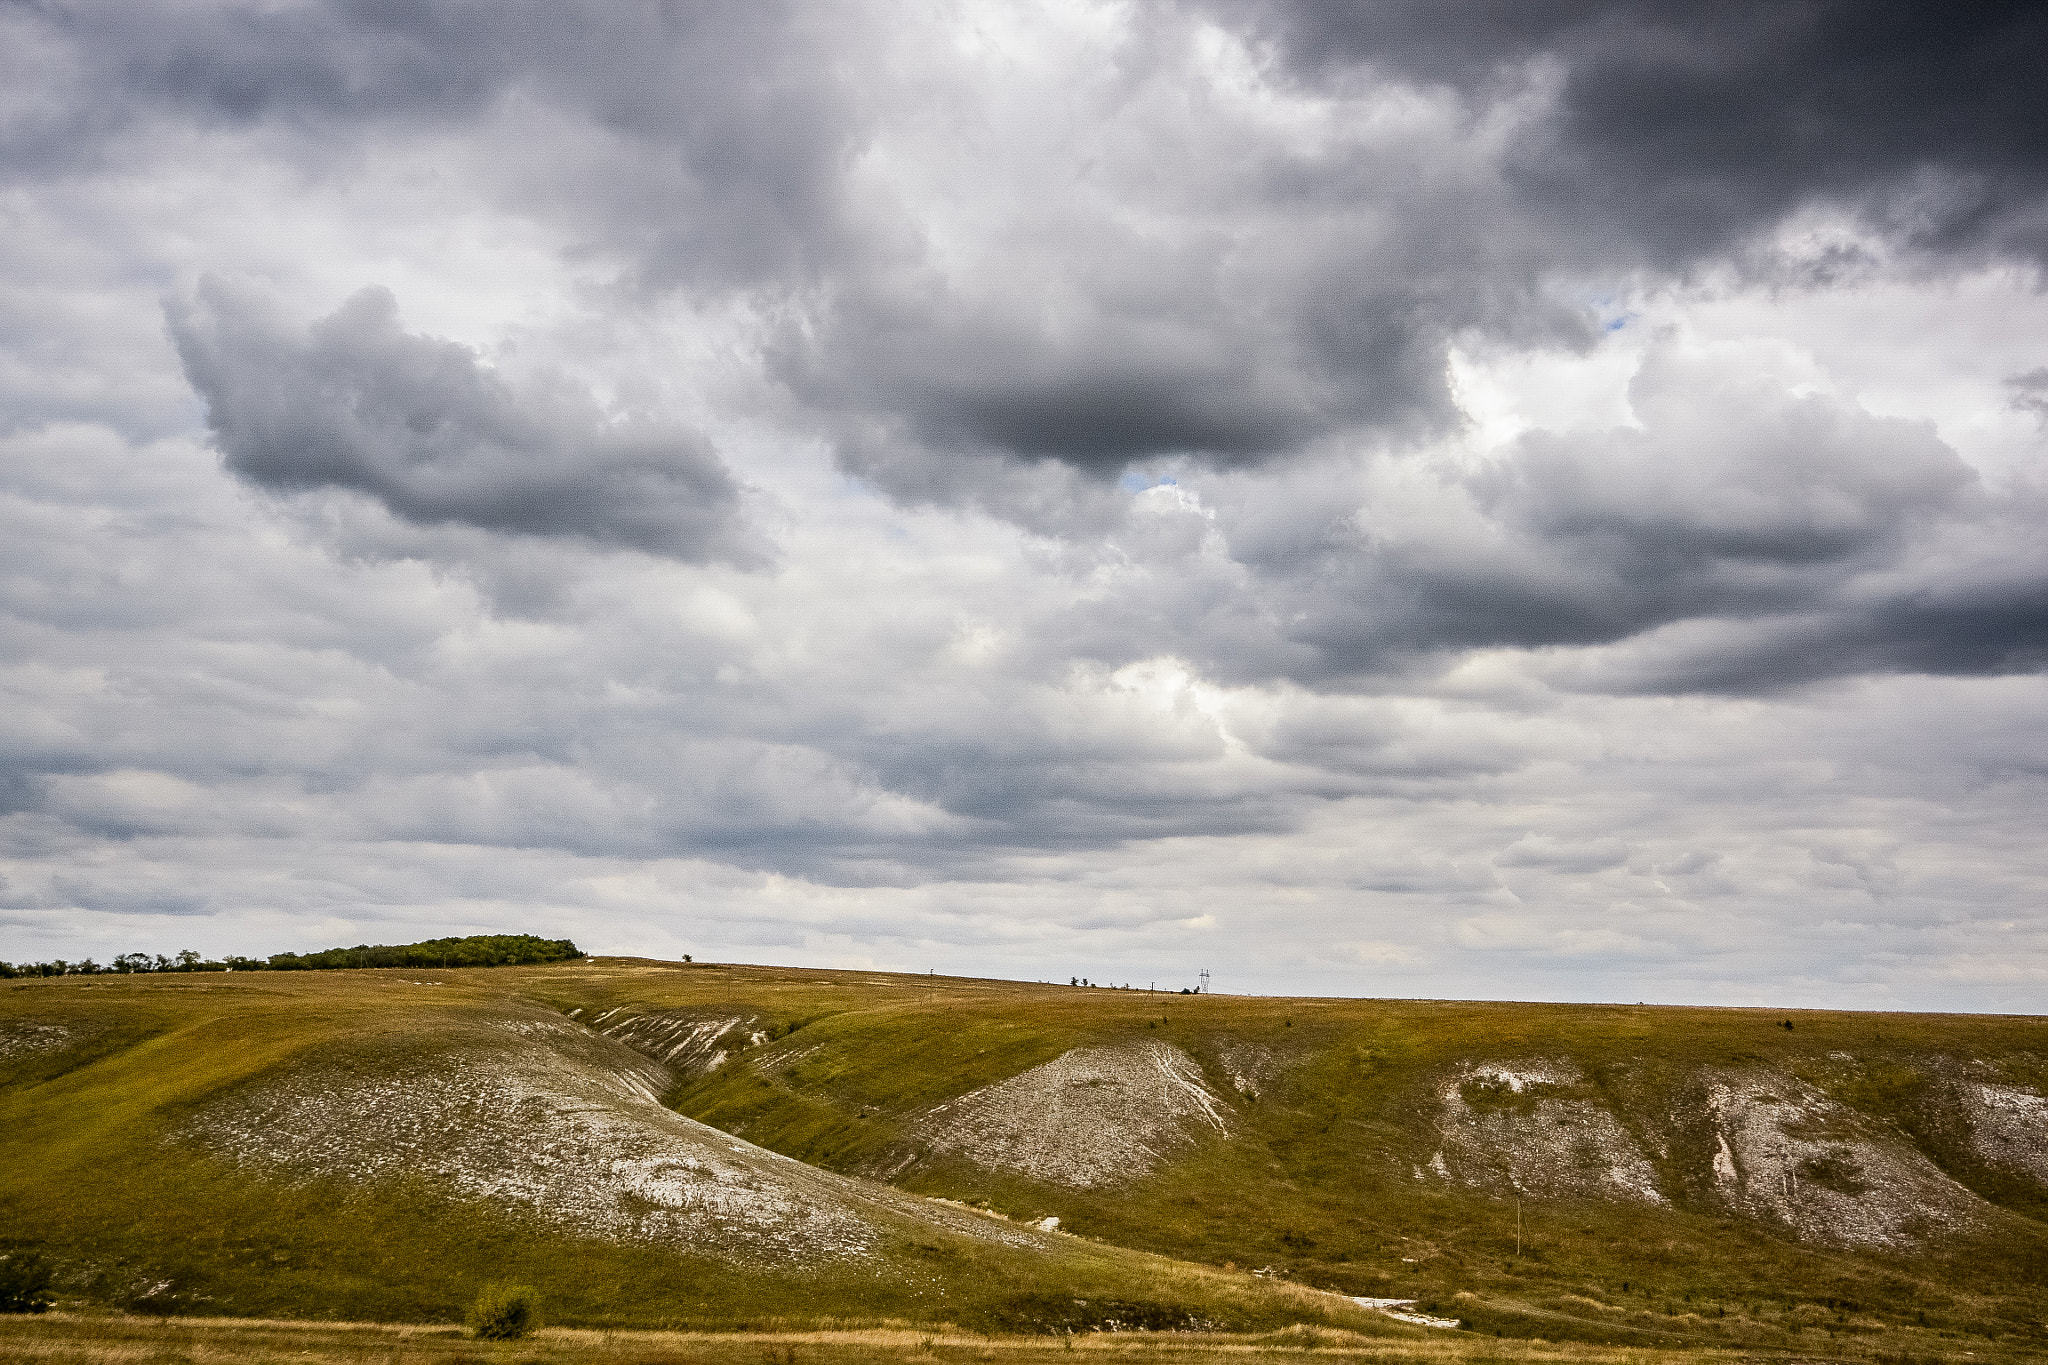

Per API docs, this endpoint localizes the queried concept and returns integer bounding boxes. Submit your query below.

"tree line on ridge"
[0,933,582,978]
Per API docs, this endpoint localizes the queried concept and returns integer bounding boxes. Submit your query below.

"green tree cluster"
[0,934,581,978]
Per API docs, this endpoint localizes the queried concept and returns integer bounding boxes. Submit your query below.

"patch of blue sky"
[1585,293,1637,334]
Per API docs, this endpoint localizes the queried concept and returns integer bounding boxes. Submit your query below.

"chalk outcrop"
[1427,1062,1664,1203]
[919,1042,1231,1188]
[1705,1069,1984,1248]
[180,1008,1044,1265]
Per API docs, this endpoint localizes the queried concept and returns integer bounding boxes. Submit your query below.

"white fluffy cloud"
[2,0,2045,1009]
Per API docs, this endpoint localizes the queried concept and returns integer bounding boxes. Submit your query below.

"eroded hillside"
[543,959,2048,1351]
[0,970,1384,1335]
[7,956,2048,1356]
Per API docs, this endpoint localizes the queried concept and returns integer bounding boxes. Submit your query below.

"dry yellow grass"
[5,1312,2003,1365]
[9,958,2048,1356]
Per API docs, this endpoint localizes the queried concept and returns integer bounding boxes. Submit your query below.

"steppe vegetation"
[5,952,2046,1362]
[15,1311,2019,1365]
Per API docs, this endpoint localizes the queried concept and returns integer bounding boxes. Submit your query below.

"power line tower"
[1199,968,1210,994]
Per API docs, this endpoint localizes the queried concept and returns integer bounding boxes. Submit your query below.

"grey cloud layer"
[5,0,864,287]
[2,0,2045,1005]
[169,281,762,563]
[1041,350,2048,693]
[1222,0,2048,266]
[15,0,2043,490]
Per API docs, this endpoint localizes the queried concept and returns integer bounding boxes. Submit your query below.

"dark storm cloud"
[169,281,763,562]
[1305,391,2047,693]
[7,1,1557,482]
[782,259,1511,485]
[772,97,1588,505]
[1325,361,2048,692]
[17,0,2045,510]
[785,0,2048,496]
[1218,0,2048,265]
[1562,579,2048,696]
[2010,368,2048,421]
[5,0,863,291]
[0,1,498,177]
[1054,352,2048,695]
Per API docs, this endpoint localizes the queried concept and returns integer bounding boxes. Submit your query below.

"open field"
[1,1313,2037,1365]
[5,957,2047,1358]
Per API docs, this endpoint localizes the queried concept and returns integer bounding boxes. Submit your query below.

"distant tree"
[0,1251,55,1313]
[28,935,580,979]
[466,1284,539,1339]
[269,934,581,972]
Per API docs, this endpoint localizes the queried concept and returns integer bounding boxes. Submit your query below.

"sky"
[3,0,2046,1010]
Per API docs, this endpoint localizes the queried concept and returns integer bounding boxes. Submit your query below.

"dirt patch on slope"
[920,1042,1231,1188]
[179,1010,1042,1265]
[1706,1069,1985,1248]
[1428,1062,1663,1203]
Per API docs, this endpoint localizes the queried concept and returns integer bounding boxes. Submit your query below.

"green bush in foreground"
[466,1284,540,1339]
[0,1252,55,1314]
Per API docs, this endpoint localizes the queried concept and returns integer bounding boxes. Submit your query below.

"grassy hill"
[6,954,2047,1361]
[0,963,1390,1336]
[540,958,2048,1356]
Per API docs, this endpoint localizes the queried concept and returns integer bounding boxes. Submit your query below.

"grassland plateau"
[3,955,2045,1363]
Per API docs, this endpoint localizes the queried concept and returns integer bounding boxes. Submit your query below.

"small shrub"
[0,1251,55,1313]
[466,1283,540,1339]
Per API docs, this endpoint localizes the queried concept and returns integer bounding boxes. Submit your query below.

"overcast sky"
[3,0,2046,1009]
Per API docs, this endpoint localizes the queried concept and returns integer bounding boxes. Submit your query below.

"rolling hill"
[0,961,1387,1336]
[549,958,2048,1353]
[5,954,2047,1359]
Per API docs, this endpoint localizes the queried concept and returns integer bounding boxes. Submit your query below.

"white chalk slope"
[179,1007,1050,1264]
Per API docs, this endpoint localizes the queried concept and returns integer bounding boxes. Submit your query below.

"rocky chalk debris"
[1962,1079,2048,1185]
[0,1022,74,1065]
[1706,1069,1987,1248]
[589,1008,772,1077]
[1429,1062,1664,1204]
[917,1041,1232,1188]
[1352,1297,1462,1329]
[178,1008,1049,1265]
[1400,1055,2048,1252]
